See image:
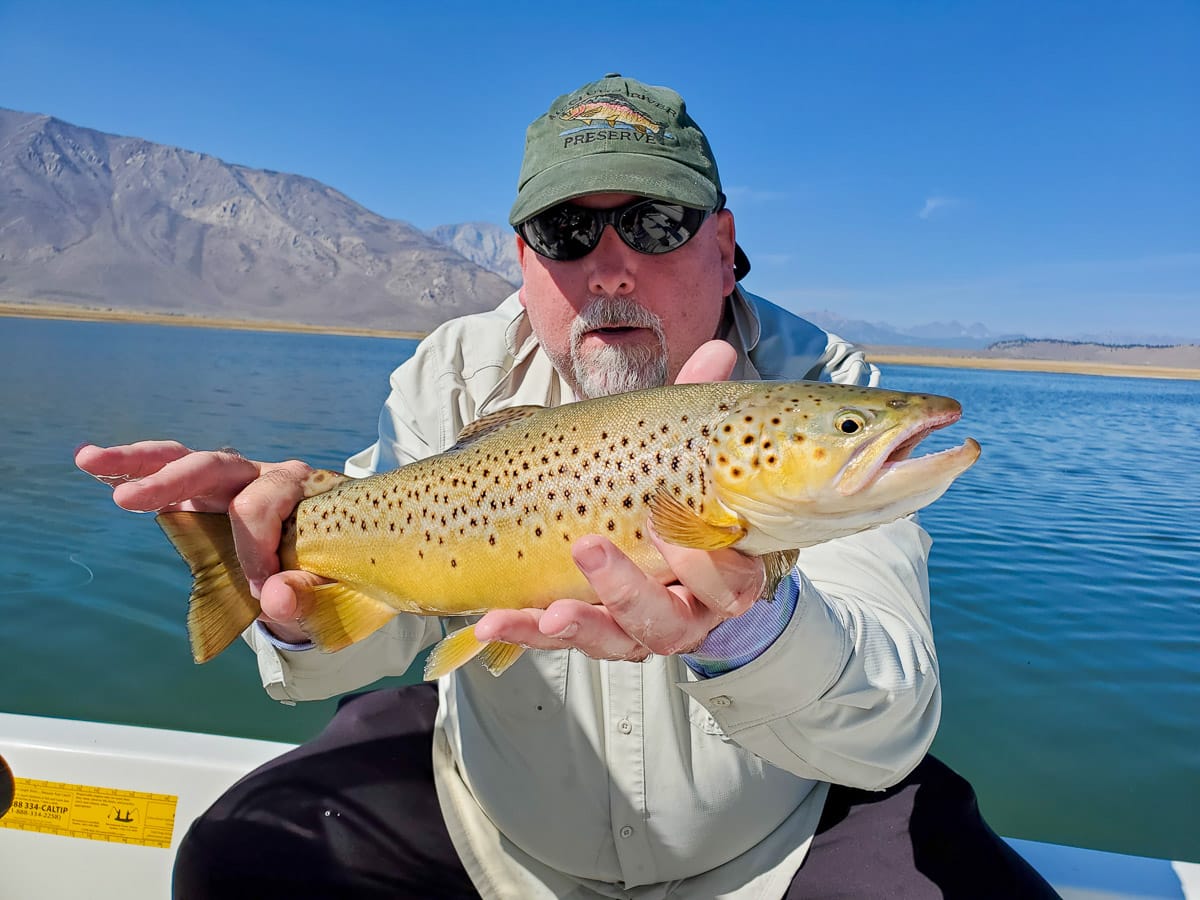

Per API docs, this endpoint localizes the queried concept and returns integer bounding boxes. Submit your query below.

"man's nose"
[585,227,637,297]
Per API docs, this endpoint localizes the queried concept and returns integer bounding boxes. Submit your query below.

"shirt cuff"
[682,570,801,677]
[253,620,316,652]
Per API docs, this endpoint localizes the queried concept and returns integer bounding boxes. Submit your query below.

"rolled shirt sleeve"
[678,517,941,790]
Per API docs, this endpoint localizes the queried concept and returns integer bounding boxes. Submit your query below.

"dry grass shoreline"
[5,301,1199,381]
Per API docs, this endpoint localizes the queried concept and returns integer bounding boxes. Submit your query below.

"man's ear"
[515,234,529,307]
[717,210,737,296]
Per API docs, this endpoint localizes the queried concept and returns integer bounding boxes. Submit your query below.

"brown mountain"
[0,108,515,331]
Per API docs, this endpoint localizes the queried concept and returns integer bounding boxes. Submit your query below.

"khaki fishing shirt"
[245,288,941,899]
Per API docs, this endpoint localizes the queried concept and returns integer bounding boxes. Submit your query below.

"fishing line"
[0,551,95,596]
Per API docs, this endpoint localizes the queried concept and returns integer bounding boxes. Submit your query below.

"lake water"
[1,316,1197,862]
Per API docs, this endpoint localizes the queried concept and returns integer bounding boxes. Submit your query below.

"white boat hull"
[1,712,1196,899]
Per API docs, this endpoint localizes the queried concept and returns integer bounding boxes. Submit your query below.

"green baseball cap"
[511,74,750,279]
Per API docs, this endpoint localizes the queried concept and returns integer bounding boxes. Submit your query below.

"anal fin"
[299,582,398,652]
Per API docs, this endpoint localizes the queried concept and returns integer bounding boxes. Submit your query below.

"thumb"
[675,340,736,385]
[258,570,332,644]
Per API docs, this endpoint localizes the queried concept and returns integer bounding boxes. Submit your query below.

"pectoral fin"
[647,489,746,550]
[424,626,526,680]
[299,582,399,652]
[157,511,261,664]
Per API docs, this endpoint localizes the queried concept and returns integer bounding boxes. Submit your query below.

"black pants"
[174,685,1059,899]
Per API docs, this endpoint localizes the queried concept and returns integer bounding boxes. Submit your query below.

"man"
[77,75,1057,899]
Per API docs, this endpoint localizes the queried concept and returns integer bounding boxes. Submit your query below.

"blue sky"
[1,0,1196,341]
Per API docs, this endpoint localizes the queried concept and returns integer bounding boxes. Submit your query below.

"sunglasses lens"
[619,201,707,254]
[519,204,601,261]
[519,200,710,261]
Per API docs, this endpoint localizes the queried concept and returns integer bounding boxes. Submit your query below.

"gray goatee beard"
[565,296,669,399]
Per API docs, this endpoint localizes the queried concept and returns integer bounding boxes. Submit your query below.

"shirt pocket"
[489,647,570,722]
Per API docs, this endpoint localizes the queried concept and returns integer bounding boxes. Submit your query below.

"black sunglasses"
[517,195,723,262]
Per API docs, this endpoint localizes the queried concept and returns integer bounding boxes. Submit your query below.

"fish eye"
[835,411,868,435]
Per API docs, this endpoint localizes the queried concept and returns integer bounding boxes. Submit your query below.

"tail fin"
[157,511,261,663]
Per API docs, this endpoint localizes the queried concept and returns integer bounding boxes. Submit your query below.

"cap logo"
[557,94,675,147]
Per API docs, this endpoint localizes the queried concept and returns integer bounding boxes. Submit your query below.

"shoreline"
[0,302,426,340]
[863,350,1200,381]
[5,302,1199,381]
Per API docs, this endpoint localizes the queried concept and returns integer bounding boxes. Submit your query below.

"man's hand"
[473,339,770,661]
[75,441,323,644]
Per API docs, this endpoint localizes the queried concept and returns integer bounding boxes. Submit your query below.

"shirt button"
[619,825,634,839]
[618,718,633,734]
[711,695,733,707]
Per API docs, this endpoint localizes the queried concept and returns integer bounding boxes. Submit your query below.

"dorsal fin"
[453,405,545,448]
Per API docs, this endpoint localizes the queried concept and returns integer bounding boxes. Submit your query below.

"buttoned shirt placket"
[605,659,655,886]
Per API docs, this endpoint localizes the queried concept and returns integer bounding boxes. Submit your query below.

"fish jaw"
[835,405,972,497]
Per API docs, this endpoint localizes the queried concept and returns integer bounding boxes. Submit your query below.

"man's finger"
[259,570,331,644]
[75,440,194,480]
[228,462,313,594]
[650,525,766,619]
[572,536,720,656]
[675,339,736,385]
[104,449,263,513]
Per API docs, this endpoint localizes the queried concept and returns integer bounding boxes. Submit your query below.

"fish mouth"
[837,408,980,497]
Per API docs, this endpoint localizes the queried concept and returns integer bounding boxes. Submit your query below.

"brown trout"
[157,380,980,680]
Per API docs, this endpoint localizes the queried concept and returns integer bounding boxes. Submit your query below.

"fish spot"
[370,557,376,566]
[813,448,826,461]
[535,527,542,537]
[451,559,457,568]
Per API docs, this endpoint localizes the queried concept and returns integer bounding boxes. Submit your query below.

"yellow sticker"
[0,777,178,848]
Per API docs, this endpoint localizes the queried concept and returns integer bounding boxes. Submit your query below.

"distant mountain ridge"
[796,309,1026,349]
[426,222,522,287]
[2,106,1193,353]
[0,107,514,331]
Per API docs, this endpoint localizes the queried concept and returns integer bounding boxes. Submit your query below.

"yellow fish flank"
[157,380,980,679]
